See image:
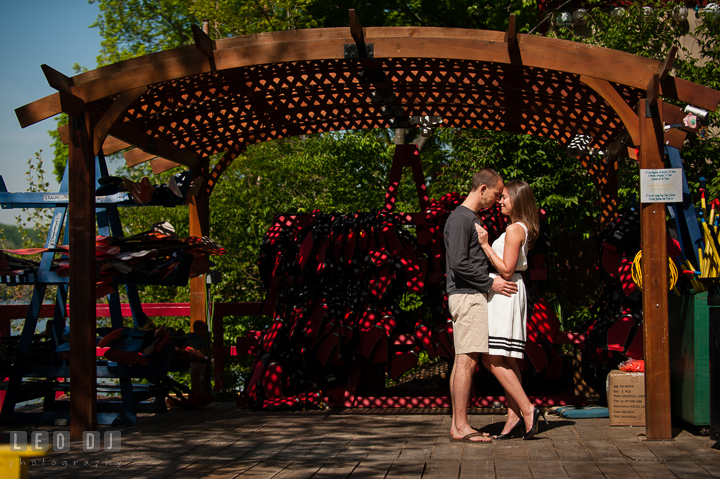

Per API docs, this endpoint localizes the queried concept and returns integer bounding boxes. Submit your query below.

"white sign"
[640,168,682,203]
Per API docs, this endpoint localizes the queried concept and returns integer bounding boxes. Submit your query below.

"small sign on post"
[640,168,682,203]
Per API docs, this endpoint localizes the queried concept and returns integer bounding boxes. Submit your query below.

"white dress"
[487,222,528,358]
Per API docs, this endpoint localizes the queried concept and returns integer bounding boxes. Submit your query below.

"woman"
[475,180,545,440]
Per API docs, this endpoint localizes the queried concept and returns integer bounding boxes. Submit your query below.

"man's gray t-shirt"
[444,205,493,295]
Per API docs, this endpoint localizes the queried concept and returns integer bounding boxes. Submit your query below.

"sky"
[0,1,102,225]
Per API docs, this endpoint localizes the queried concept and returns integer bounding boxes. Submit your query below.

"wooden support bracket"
[647,74,660,106]
[192,24,216,71]
[505,14,517,50]
[349,9,365,52]
[93,86,146,155]
[580,76,640,146]
[41,64,74,92]
[657,46,677,81]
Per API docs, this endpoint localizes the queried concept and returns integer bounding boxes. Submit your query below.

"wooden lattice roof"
[15,24,720,190]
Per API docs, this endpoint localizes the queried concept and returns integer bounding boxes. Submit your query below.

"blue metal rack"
[0,153,182,425]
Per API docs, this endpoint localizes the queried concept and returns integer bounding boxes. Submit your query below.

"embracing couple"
[444,168,545,443]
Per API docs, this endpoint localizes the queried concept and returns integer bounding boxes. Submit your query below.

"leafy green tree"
[44,0,720,322]
[548,1,720,203]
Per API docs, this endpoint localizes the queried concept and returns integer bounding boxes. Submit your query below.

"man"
[444,168,518,442]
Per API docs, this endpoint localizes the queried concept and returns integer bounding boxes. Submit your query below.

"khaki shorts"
[448,293,489,355]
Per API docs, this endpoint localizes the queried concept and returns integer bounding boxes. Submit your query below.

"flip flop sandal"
[102,257,133,274]
[96,245,121,257]
[104,348,150,366]
[115,249,158,261]
[186,176,203,198]
[122,178,146,206]
[142,338,160,356]
[167,176,183,197]
[98,328,124,348]
[137,177,154,204]
[450,432,492,443]
[95,282,116,299]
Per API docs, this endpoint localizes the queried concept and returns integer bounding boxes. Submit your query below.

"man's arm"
[445,216,494,293]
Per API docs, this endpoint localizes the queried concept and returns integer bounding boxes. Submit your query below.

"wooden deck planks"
[15,404,720,479]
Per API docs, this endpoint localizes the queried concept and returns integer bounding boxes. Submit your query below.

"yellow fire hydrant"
[0,444,52,479]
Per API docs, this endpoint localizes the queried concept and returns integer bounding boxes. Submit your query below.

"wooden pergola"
[14,13,720,439]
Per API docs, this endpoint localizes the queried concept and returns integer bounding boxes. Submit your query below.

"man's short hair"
[470,168,501,192]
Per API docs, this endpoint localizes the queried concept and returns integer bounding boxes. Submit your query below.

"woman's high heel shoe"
[523,407,547,440]
[495,419,523,440]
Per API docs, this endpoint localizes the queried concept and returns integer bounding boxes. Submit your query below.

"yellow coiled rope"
[631,250,678,291]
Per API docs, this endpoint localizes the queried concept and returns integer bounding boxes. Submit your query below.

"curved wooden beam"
[580,76,640,146]
[16,27,719,131]
[93,86,147,155]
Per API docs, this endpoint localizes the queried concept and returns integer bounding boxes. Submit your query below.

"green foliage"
[90,0,199,65]
[49,114,68,183]
[28,0,718,390]
[547,1,720,208]
[549,1,686,59]
[430,128,599,236]
[307,0,539,32]
[15,152,52,243]
[399,292,424,312]
[0,153,54,305]
[191,0,320,36]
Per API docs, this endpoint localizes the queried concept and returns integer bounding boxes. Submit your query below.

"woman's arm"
[476,223,525,280]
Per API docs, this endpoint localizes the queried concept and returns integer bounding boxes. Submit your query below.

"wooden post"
[68,111,97,438]
[638,98,672,440]
[189,167,210,393]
